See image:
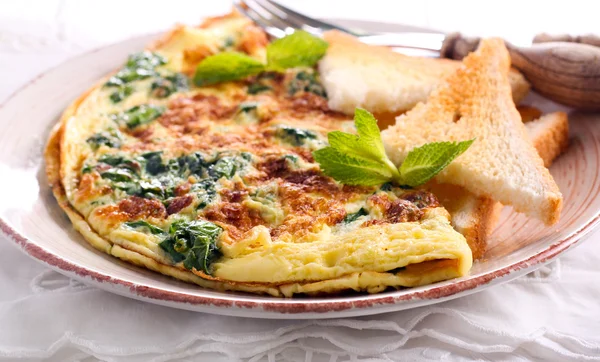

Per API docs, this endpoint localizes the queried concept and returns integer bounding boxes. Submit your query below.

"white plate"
[1,20,599,319]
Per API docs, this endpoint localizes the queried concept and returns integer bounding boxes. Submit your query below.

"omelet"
[45,12,472,297]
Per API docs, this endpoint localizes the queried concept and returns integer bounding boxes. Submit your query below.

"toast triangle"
[441,111,569,259]
[319,30,530,115]
[382,38,562,225]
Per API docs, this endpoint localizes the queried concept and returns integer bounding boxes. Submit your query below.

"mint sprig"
[313,108,474,188]
[266,30,328,71]
[194,30,327,86]
[193,52,265,86]
[399,139,474,186]
[311,147,394,186]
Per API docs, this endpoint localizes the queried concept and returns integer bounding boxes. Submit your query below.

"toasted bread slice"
[527,112,570,167]
[319,30,530,115]
[435,112,569,259]
[518,105,543,123]
[381,38,562,225]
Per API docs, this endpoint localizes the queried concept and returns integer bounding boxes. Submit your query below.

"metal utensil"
[233,0,446,51]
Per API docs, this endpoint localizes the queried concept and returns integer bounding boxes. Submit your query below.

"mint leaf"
[192,32,328,86]
[193,52,265,86]
[353,108,387,157]
[328,108,387,163]
[399,139,474,187]
[313,147,393,186]
[313,108,474,188]
[319,108,400,185]
[266,30,328,71]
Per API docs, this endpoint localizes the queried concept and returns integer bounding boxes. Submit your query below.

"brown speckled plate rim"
[2,212,597,316]
[1,20,598,319]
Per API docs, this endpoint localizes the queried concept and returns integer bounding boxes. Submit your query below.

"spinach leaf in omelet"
[247,82,271,95]
[287,70,327,98]
[159,219,222,274]
[86,128,123,150]
[126,51,168,70]
[90,151,251,208]
[109,84,134,103]
[343,208,368,224]
[104,51,167,103]
[106,52,167,86]
[276,125,317,146]
[124,220,164,235]
[190,180,217,210]
[150,73,189,98]
[208,154,252,179]
[110,104,165,129]
[139,151,167,175]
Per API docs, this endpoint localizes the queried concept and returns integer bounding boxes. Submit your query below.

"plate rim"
[1,21,599,319]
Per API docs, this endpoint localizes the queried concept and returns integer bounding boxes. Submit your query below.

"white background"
[1,1,599,361]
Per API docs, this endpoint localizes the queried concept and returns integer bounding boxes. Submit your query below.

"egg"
[45,11,472,297]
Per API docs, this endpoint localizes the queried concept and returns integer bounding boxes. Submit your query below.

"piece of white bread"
[434,112,569,259]
[381,38,562,225]
[318,30,531,115]
[527,112,570,167]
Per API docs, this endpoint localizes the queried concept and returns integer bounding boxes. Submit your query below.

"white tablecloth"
[1,1,599,361]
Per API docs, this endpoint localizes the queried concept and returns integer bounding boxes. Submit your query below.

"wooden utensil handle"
[533,33,600,48]
[440,33,481,61]
[441,33,600,110]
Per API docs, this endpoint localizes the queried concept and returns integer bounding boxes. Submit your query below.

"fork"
[233,0,600,110]
[233,0,445,52]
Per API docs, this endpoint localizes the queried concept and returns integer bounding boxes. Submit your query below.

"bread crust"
[448,112,569,259]
[529,112,570,167]
[319,30,530,115]
[460,197,503,260]
[382,38,563,226]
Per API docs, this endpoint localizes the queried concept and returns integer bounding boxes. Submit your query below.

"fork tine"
[244,0,290,30]
[233,0,291,38]
[252,0,322,36]
[260,0,359,35]
[237,0,359,39]
[236,0,441,52]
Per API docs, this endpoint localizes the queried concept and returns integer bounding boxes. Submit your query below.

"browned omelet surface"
[46,12,472,297]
